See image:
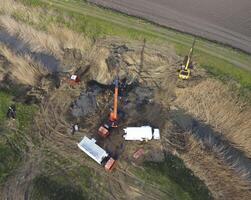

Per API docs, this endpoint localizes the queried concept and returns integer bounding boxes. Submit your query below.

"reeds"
[0,44,48,86]
[175,79,251,157]
[180,134,251,200]
[0,15,63,58]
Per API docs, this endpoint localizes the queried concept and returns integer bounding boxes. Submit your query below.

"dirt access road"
[88,0,251,54]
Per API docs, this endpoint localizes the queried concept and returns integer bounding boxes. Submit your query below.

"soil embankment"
[88,0,251,54]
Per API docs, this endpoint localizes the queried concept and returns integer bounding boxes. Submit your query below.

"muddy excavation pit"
[68,72,251,181]
[70,78,167,163]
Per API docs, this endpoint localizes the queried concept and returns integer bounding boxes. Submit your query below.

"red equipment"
[98,77,119,138]
[66,75,80,86]
[133,148,144,159]
[104,157,116,171]
[98,124,110,138]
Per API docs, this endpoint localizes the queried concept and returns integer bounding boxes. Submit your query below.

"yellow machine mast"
[179,38,196,80]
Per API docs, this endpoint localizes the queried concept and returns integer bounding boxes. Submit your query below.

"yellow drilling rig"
[178,38,196,80]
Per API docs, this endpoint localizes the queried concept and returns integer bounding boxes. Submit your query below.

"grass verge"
[31,175,86,200]
[31,149,105,200]
[134,154,212,200]
[0,90,37,184]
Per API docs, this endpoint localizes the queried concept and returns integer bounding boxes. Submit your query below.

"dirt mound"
[87,44,139,85]
[134,86,154,105]
[61,48,85,73]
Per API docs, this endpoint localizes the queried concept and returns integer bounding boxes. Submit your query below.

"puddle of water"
[0,29,60,72]
[170,109,251,181]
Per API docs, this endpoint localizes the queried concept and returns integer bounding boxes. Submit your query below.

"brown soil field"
[88,0,251,53]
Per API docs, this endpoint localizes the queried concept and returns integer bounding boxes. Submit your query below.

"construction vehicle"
[98,76,119,138]
[64,74,81,86]
[178,38,196,80]
[123,126,160,141]
[133,148,144,159]
[78,136,116,171]
[109,77,119,125]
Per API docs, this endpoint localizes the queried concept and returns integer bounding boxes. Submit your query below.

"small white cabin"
[70,75,78,81]
[78,136,108,164]
[123,126,160,141]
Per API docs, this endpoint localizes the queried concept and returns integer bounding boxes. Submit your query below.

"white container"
[123,126,160,141]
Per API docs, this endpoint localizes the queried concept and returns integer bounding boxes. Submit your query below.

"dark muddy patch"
[71,92,97,118]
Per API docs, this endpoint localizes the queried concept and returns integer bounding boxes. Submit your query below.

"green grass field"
[0,91,37,184]
[30,149,105,200]
[134,154,212,200]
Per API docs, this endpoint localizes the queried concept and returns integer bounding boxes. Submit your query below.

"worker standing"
[71,124,79,135]
[7,105,16,119]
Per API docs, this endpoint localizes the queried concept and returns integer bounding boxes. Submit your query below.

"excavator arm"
[98,73,120,137]
[185,38,196,70]
[109,77,119,122]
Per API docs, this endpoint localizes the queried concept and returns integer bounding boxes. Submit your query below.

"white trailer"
[123,126,160,141]
[78,136,115,171]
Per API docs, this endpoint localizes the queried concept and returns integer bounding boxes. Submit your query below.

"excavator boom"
[113,78,119,120]
[110,77,119,122]
[99,75,120,137]
[185,38,196,70]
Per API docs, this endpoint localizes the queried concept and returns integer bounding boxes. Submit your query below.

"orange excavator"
[109,77,119,125]
[98,76,119,138]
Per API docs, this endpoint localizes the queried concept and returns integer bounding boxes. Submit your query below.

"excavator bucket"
[179,69,191,80]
